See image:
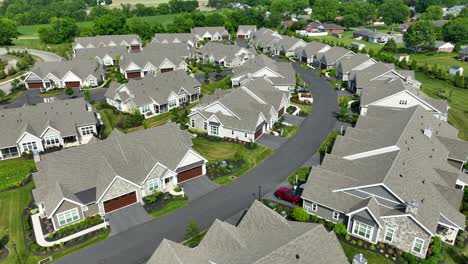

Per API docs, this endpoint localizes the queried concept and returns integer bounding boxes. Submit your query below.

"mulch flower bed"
[45,215,104,242]
[207,158,245,181]
[143,192,188,214]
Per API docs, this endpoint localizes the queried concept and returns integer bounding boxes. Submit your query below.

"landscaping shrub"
[47,215,103,241]
[310,215,319,223]
[401,252,419,264]
[325,221,335,229]
[357,240,363,247]
[370,245,376,251]
[65,87,74,96]
[184,219,200,240]
[351,240,357,245]
[333,223,347,236]
[143,192,163,204]
[290,207,309,222]
[345,234,350,241]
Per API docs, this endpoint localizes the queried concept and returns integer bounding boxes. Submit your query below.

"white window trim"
[147,178,159,192]
[352,220,374,241]
[81,126,94,136]
[44,135,60,145]
[333,211,339,220]
[56,208,80,227]
[191,119,195,128]
[311,203,317,212]
[384,226,396,243]
[412,237,425,254]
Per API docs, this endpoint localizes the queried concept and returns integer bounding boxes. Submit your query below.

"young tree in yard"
[152,22,165,34]
[127,17,152,40]
[290,207,310,222]
[333,223,347,235]
[184,219,200,240]
[39,17,79,44]
[83,89,92,102]
[454,72,465,88]
[460,7,468,18]
[94,13,127,35]
[403,20,436,52]
[378,0,410,26]
[0,18,19,45]
[382,39,398,52]
[65,87,74,96]
[442,18,468,44]
[313,0,339,21]
[291,0,309,16]
[422,5,443,20]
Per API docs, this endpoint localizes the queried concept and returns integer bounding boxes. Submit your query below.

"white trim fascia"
[342,145,400,160]
[301,197,345,214]
[202,101,240,120]
[206,114,224,126]
[24,71,38,81]
[62,70,82,83]
[355,189,402,205]
[343,190,403,210]
[174,149,208,171]
[439,213,464,230]
[346,206,382,227]
[141,162,167,184]
[252,67,284,79]
[333,183,406,204]
[96,175,141,203]
[16,131,41,144]
[158,58,177,69]
[48,198,84,219]
[162,169,177,180]
[188,110,207,119]
[380,214,433,236]
[124,61,142,72]
[241,86,267,104]
[367,90,442,114]
[39,126,60,138]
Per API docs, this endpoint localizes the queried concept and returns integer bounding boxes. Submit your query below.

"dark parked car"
[274,187,301,204]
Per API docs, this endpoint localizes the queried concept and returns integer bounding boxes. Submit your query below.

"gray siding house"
[301,106,467,258]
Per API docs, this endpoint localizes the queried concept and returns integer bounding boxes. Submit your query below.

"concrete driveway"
[179,175,218,202]
[107,204,151,236]
[256,134,288,150]
[283,114,305,126]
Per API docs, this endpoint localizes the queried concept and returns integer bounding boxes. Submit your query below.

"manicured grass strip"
[95,108,119,139]
[51,232,109,261]
[410,52,467,77]
[0,90,25,104]
[416,72,468,141]
[201,75,232,95]
[287,167,311,185]
[182,231,207,248]
[442,243,468,264]
[38,89,63,97]
[282,125,299,138]
[339,241,394,264]
[0,158,36,192]
[292,102,312,113]
[318,130,339,154]
[150,200,189,217]
[213,176,233,185]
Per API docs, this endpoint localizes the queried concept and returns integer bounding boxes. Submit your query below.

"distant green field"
[410,52,467,77]
[312,31,385,53]
[18,21,94,39]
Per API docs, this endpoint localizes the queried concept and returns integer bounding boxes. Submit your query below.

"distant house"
[350,42,365,51]
[151,33,196,47]
[231,54,296,91]
[433,20,449,27]
[118,44,190,79]
[444,5,466,16]
[315,46,354,69]
[147,200,349,264]
[192,42,255,68]
[0,98,97,160]
[318,23,345,34]
[295,41,331,64]
[270,36,307,57]
[250,27,282,53]
[73,34,141,53]
[25,60,105,90]
[192,27,230,43]
[398,23,410,33]
[449,66,464,76]
[236,25,256,39]
[395,54,410,62]
[74,46,128,66]
[434,41,455,53]
[353,29,388,44]
[458,47,468,61]
[189,78,290,142]
[336,54,376,81]
[105,70,200,118]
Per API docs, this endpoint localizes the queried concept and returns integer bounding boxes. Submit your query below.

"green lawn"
[18,21,93,39]
[38,88,63,97]
[94,104,120,139]
[443,243,468,264]
[192,137,273,184]
[182,231,207,248]
[0,158,36,192]
[406,52,467,77]
[416,72,468,141]
[201,75,233,95]
[0,89,25,104]
[312,31,385,54]
[149,200,189,217]
[282,125,299,138]
[318,130,340,154]
[287,167,311,185]
[292,102,312,113]
[340,241,395,264]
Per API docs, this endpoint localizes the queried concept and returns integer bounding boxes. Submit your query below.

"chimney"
[424,128,433,138]
[405,200,419,215]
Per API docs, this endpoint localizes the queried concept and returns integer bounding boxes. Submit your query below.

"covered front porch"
[0,146,20,160]
[436,223,459,245]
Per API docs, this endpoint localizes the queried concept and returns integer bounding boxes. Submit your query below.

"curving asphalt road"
[56,63,339,264]
[0,48,63,93]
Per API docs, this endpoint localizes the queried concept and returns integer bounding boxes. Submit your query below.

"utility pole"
[12,242,21,264]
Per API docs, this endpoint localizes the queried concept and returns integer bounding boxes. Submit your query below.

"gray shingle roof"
[195,42,255,63]
[119,43,190,71]
[0,98,96,148]
[28,60,104,81]
[192,27,228,36]
[251,27,281,48]
[152,33,196,44]
[302,106,466,234]
[74,34,140,48]
[32,123,196,217]
[337,53,372,74]
[105,70,200,106]
[319,46,353,66]
[232,54,295,86]
[74,46,128,61]
[147,200,348,264]
[237,25,256,35]
[298,41,330,58]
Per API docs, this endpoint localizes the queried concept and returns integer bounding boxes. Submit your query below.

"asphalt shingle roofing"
[120,43,190,70]
[29,60,104,80]
[302,106,466,234]
[147,200,348,264]
[74,34,140,47]
[0,98,96,148]
[32,123,195,217]
[232,54,295,86]
[196,42,254,62]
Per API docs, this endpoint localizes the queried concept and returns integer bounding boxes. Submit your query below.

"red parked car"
[274,187,301,204]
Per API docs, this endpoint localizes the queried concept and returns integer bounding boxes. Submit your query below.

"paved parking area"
[283,114,305,126]
[256,134,288,150]
[107,204,151,236]
[179,175,218,202]
[261,180,301,208]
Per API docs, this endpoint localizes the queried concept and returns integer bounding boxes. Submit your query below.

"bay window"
[57,208,80,226]
[352,221,373,240]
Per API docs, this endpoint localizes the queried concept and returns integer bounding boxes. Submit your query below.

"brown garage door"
[177,166,203,183]
[237,35,245,39]
[65,82,80,88]
[27,82,43,88]
[222,34,230,40]
[130,45,140,51]
[254,127,264,140]
[103,192,137,213]
[126,72,141,79]
[160,68,174,73]
[278,107,285,118]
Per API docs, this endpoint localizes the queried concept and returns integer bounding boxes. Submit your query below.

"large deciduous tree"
[38,17,79,44]
[422,5,443,20]
[0,18,19,45]
[93,13,128,35]
[415,0,441,13]
[403,20,436,52]
[312,0,339,22]
[127,17,152,40]
[442,18,468,44]
[378,0,410,26]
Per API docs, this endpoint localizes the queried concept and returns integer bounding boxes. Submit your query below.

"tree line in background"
[0,0,199,26]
